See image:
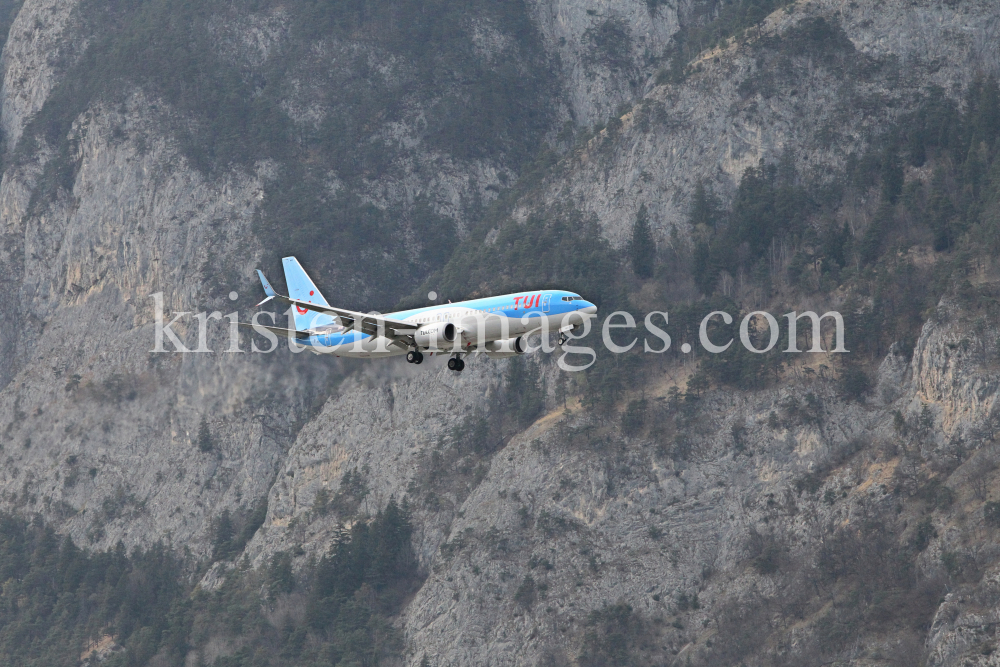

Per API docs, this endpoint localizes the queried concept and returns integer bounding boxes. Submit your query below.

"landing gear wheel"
[413,351,423,364]
[456,358,465,371]
[406,351,417,363]
[558,333,569,346]
[447,357,464,372]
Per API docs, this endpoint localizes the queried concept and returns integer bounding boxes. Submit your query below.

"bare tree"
[966,450,998,501]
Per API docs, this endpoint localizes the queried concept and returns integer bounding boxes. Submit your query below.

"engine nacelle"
[484,336,527,358]
[414,322,457,349]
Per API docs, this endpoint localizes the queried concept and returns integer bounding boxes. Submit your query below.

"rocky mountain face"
[519,0,1000,249]
[0,0,999,665]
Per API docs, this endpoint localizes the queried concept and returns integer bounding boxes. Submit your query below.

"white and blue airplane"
[241,257,597,371]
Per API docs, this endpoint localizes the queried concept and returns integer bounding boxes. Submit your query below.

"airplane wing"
[254,270,419,340]
[238,322,311,340]
[286,300,419,339]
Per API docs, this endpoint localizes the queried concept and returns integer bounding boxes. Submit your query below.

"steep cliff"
[518,0,1000,249]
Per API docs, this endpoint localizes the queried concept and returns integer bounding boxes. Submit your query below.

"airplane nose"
[581,303,597,315]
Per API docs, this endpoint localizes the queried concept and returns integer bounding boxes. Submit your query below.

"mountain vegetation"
[0,503,419,667]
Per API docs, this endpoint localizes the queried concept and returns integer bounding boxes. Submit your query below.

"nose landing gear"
[447,356,465,372]
[406,350,424,364]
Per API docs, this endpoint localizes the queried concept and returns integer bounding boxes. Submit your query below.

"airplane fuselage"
[289,290,596,358]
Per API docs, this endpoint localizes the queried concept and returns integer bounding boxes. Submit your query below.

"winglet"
[255,269,279,307]
[256,269,277,297]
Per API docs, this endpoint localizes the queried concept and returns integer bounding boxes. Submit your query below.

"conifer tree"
[690,180,716,228]
[212,510,234,561]
[197,416,212,453]
[690,181,720,294]
[928,168,955,251]
[880,142,904,205]
[630,204,655,279]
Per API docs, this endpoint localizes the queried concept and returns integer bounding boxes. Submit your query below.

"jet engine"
[484,336,526,358]
[414,322,457,349]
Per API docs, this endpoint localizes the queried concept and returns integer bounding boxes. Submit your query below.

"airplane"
[240,257,597,371]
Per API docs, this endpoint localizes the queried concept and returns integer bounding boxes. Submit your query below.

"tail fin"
[282,257,337,331]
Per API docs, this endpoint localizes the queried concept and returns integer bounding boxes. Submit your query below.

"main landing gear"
[559,324,583,346]
[407,350,463,371]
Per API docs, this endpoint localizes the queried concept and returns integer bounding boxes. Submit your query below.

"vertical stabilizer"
[281,257,337,331]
